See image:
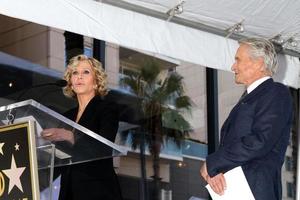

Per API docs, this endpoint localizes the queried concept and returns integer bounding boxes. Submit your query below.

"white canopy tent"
[0,0,299,88]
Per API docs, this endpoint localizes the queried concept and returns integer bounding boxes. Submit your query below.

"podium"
[0,99,127,199]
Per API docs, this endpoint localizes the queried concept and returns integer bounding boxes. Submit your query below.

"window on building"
[286,182,295,198]
[285,156,293,171]
[119,47,177,91]
[64,31,84,63]
[84,47,92,58]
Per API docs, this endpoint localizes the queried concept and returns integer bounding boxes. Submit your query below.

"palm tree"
[121,58,193,200]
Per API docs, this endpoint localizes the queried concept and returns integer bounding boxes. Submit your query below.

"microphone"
[17,79,68,101]
[53,79,68,87]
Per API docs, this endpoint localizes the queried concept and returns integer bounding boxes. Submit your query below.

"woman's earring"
[93,85,97,89]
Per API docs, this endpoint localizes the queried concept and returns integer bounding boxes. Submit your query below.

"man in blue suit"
[200,38,293,200]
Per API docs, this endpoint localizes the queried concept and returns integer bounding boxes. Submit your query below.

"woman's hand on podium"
[42,128,75,145]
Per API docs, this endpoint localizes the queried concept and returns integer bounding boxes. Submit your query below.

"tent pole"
[296,90,300,200]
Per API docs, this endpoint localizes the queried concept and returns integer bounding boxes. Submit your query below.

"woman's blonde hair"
[63,54,108,98]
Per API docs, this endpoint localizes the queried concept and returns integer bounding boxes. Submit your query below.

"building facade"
[0,14,296,200]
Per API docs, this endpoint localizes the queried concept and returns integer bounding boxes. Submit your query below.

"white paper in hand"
[206,166,255,200]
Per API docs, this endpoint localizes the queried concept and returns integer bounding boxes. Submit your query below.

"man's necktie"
[239,90,247,101]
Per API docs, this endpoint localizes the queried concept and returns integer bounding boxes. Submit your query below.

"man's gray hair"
[239,38,278,76]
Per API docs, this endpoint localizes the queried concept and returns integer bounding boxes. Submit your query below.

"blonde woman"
[42,55,123,200]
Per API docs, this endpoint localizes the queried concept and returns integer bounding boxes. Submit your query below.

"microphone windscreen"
[55,79,68,87]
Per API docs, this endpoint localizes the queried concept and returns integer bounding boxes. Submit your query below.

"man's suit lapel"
[242,78,273,102]
[231,78,273,113]
[220,78,274,142]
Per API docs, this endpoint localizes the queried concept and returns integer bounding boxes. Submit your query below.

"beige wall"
[176,62,207,143]
[176,63,245,144]
[0,15,65,72]
[48,28,65,71]
[218,70,245,131]
[106,43,120,89]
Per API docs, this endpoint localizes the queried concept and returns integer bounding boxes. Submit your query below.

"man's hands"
[200,162,226,195]
[42,128,75,145]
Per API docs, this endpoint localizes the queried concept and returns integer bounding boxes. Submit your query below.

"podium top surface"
[0,99,127,168]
